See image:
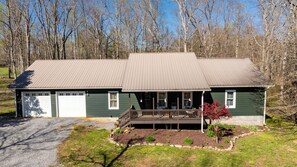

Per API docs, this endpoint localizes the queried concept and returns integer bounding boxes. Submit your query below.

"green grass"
[146,136,155,142]
[58,121,297,167]
[0,67,9,77]
[183,138,193,145]
[0,67,15,116]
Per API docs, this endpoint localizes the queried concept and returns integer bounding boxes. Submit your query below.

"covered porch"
[118,91,209,131]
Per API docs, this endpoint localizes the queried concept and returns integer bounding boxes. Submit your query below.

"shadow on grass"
[69,139,133,167]
[101,139,132,167]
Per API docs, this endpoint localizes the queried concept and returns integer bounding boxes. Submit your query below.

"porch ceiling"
[122,52,210,92]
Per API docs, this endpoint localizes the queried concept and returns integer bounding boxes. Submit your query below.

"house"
[9,52,269,128]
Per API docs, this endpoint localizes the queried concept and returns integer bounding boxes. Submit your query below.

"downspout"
[201,91,205,133]
[263,89,267,125]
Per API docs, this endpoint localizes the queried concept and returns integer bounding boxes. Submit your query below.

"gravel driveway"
[0,117,115,167]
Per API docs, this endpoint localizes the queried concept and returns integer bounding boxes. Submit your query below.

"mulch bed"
[112,126,250,149]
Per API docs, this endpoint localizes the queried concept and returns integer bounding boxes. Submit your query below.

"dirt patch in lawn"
[112,126,250,149]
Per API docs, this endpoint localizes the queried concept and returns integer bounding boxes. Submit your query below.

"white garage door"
[57,91,86,117]
[22,92,52,117]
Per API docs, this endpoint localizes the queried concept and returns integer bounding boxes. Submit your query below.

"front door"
[144,92,152,109]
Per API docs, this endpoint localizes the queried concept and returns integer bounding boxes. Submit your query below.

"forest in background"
[0,0,296,121]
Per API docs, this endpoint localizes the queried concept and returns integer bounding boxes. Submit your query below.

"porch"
[118,92,208,130]
[118,108,203,127]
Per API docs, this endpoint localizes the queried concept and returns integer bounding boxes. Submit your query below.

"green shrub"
[218,130,225,137]
[207,130,215,137]
[224,139,230,144]
[218,124,235,129]
[207,124,214,131]
[183,138,193,145]
[146,136,155,142]
[115,128,123,134]
[208,124,235,130]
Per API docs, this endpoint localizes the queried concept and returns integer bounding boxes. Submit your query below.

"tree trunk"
[25,20,31,67]
[281,51,287,102]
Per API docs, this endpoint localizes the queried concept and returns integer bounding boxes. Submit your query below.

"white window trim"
[225,90,236,109]
[108,91,119,110]
[157,92,168,108]
[182,92,193,109]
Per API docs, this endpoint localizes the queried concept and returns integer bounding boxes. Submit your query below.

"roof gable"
[122,52,210,92]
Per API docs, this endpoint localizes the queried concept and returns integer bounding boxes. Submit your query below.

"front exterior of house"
[10,53,269,126]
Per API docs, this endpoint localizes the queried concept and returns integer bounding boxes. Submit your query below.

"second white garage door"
[57,91,86,117]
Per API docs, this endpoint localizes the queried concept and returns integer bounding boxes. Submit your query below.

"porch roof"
[122,52,211,92]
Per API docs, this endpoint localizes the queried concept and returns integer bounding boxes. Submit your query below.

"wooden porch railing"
[118,108,202,128]
[118,108,131,128]
[130,109,201,119]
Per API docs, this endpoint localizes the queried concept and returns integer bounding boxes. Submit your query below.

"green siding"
[16,88,265,118]
[205,88,264,116]
[86,89,141,117]
[16,90,22,117]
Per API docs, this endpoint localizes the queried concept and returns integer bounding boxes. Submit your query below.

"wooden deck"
[118,109,202,128]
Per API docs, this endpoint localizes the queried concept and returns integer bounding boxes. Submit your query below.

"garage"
[57,91,86,117]
[22,92,52,117]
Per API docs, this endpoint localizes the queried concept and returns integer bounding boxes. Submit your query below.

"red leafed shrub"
[203,102,231,143]
[203,102,231,120]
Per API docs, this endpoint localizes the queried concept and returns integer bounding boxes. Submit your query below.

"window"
[157,92,167,109]
[108,91,119,110]
[225,90,236,108]
[182,92,193,109]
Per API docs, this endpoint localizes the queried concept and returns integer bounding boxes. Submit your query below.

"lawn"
[0,67,15,116]
[58,120,297,167]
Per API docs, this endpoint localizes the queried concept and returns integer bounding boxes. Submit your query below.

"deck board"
[130,117,201,124]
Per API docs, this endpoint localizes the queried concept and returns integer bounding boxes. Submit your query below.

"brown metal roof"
[197,58,269,87]
[10,59,127,89]
[122,52,210,92]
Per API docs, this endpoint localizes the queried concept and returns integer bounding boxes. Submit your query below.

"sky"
[160,0,262,34]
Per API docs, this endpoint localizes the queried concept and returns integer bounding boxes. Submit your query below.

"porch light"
[189,98,191,101]
[164,98,167,103]
[140,99,143,103]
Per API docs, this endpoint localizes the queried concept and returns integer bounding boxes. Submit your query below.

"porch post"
[153,97,155,130]
[263,89,267,125]
[129,93,131,128]
[201,91,205,133]
[129,93,131,108]
[177,97,179,130]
